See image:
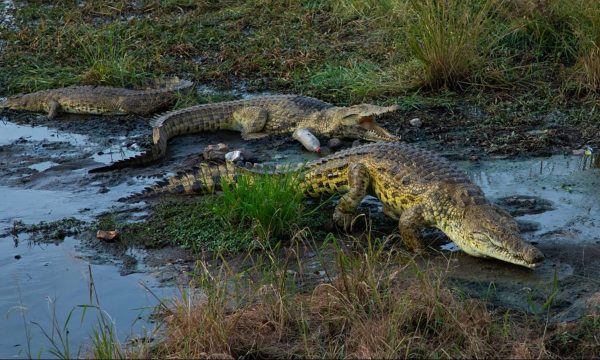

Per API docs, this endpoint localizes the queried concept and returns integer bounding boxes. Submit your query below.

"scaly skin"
[127,142,544,269]
[89,95,400,173]
[0,78,194,119]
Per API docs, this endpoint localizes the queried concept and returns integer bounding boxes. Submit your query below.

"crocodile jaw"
[359,117,400,141]
[446,213,544,269]
[458,239,544,269]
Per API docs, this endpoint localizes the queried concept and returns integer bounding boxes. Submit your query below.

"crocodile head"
[451,203,544,269]
[1,94,45,112]
[328,104,400,141]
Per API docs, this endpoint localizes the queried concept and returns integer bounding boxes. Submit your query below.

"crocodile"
[88,95,400,173]
[127,142,544,268]
[0,78,194,119]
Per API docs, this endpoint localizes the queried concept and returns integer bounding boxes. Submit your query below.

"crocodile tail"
[89,128,168,173]
[119,162,238,202]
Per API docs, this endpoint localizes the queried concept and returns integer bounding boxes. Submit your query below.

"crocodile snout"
[527,246,545,267]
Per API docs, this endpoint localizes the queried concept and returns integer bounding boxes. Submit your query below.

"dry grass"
[151,234,549,359]
[572,45,600,94]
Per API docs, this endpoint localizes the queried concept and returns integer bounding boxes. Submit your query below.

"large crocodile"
[89,95,400,173]
[0,78,194,119]
[127,142,544,268]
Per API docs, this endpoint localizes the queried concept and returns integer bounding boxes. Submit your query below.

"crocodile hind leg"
[232,106,269,140]
[333,163,369,230]
[398,205,427,251]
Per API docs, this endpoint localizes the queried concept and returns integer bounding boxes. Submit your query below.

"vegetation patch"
[151,235,554,359]
[0,0,598,107]
[121,171,326,253]
[11,217,87,243]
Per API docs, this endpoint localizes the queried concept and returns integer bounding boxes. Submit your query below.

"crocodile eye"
[474,232,504,248]
[472,232,489,242]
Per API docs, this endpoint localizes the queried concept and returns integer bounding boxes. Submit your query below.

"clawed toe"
[333,209,356,231]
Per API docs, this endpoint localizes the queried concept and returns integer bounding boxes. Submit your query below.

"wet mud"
[0,104,599,355]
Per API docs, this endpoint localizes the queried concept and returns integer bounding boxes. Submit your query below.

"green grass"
[216,170,312,242]
[75,24,151,87]
[123,197,254,253]
[2,0,600,109]
[122,170,326,253]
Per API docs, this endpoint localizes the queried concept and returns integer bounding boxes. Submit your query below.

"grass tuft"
[216,170,307,243]
[405,0,492,90]
[75,24,151,87]
[122,169,324,253]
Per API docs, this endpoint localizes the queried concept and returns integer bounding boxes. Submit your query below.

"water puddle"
[91,142,143,165]
[463,155,600,247]
[0,235,174,358]
[28,161,59,172]
[0,119,170,357]
[0,117,88,146]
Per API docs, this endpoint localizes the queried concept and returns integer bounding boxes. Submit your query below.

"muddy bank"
[1,104,599,356]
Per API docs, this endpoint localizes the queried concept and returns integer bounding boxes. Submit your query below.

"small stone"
[319,146,331,156]
[328,138,343,149]
[14,254,21,260]
[203,143,229,161]
[98,186,109,194]
[96,230,119,242]
[409,118,422,127]
[352,140,362,147]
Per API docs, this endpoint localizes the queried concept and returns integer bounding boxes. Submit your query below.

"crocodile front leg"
[47,100,60,119]
[333,163,369,230]
[398,205,427,251]
[233,106,269,139]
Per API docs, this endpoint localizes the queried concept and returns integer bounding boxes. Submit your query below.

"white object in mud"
[293,128,321,153]
[409,118,422,127]
[225,150,243,162]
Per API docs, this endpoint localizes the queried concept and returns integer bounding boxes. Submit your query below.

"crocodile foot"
[333,209,358,231]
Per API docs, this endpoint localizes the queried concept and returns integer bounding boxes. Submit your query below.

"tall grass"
[123,168,321,253]
[406,0,492,90]
[153,232,550,358]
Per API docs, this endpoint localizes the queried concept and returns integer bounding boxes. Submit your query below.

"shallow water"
[0,120,169,358]
[0,119,88,146]
[464,155,600,247]
[0,236,174,358]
